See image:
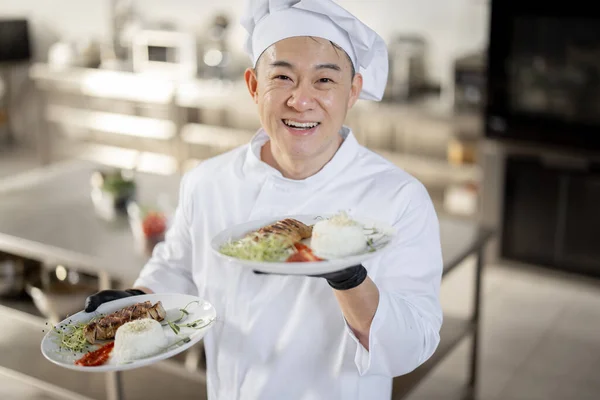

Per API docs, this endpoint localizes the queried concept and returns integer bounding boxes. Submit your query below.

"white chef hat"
[240,0,389,101]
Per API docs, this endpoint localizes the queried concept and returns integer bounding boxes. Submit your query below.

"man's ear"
[244,67,259,104]
[347,72,363,109]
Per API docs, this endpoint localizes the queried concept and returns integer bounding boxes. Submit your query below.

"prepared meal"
[219,211,376,263]
[50,300,211,367]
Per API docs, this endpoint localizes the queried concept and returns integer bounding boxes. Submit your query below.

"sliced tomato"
[293,243,311,252]
[286,243,324,262]
[300,251,323,262]
[286,252,310,262]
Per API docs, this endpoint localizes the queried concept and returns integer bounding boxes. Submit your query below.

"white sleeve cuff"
[342,290,389,376]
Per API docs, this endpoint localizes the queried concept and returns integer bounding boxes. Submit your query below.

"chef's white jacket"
[134,127,443,400]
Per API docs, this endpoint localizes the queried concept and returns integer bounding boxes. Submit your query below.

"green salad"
[219,234,293,262]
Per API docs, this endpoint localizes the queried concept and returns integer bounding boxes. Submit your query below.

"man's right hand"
[84,289,147,313]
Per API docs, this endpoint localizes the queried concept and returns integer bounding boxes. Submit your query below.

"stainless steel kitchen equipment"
[454,51,486,113]
[132,29,197,79]
[26,264,98,323]
[0,68,9,146]
[110,0,141,61]
[385,34,427,101]
[0,18,31,63]
[199,14,232,79]
[486,0,600,151]
[0,256,25,297]
[483,0,600,278]
[0,18,31,146]
[0,253,42,298]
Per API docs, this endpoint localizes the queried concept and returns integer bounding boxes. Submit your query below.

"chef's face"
[244,36,363,161]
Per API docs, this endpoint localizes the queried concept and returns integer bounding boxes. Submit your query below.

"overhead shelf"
[30,63,176,105]
[46,105,177,141]
[75,143,180,176]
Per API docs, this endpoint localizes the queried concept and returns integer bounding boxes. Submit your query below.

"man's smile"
[282,119,321,129]
[282,119,321,136]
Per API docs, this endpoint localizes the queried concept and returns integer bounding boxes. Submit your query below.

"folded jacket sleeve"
[346,181,444,377]
[133,172,197,295]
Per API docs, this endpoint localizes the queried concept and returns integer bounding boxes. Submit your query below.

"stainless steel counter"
[0,159,181,287]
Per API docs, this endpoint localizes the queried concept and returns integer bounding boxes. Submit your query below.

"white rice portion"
[114,318,168,363]
[311,213,367,258]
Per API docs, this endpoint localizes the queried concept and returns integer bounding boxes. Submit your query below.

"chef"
[85,0,443,399]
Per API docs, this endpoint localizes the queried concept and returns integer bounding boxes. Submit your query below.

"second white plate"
[41,293,216,372]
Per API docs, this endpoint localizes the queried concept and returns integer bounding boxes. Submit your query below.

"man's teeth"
[283,120,319,129]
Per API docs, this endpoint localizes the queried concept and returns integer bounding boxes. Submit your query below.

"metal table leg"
[106,371,123,400]
[467,247,485,398]
[34,89,51,165]
[0,66,13,146]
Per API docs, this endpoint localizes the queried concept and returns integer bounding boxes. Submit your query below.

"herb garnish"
[162,301,213,335]
[52,316,100,353]
[364,227,380,252]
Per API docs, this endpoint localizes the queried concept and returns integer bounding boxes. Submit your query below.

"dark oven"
[485,0,600,151]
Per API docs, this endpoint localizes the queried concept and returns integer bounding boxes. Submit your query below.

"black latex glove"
[313,264,368,291]
[84,289,146,313]
[255,264,368,291]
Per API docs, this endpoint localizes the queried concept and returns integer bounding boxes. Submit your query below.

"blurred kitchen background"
[0,0,599,399]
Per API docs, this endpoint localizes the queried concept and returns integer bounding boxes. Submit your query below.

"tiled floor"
[408,259,600,400]
[1,146,600,399]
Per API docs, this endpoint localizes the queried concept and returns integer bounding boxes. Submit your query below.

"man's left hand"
[313,264,368,290]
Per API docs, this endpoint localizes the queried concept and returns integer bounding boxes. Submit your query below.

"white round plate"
[41,293,216,372]
[211,214,396,275]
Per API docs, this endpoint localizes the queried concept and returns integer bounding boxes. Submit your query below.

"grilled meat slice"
[84,301,166,344]
[251,218,313,244]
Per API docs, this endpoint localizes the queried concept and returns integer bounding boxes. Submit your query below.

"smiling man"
[84,1,443,399]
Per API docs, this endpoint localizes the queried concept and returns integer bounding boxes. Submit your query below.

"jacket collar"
[242,126,359,189]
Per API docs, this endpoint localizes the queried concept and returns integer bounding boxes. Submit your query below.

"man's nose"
[287,82,316,112]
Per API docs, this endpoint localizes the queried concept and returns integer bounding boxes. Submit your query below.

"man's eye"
[318,78,333,83]
[275,75,290,81]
